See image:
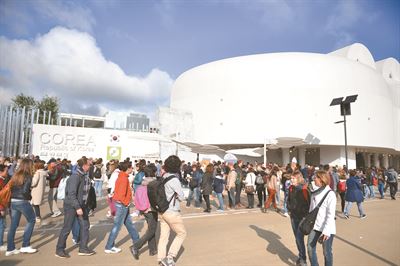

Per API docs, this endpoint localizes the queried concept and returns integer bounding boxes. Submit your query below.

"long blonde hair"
[11,158,34,186]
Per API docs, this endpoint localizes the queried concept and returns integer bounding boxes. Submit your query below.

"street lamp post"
[330,94,358,171]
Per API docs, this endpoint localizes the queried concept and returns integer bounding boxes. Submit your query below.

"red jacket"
[113,172,132,207]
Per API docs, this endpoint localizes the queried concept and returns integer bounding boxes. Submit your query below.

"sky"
[0,0,399,119]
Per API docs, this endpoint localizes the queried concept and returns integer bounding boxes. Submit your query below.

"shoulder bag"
[299,190,332,235]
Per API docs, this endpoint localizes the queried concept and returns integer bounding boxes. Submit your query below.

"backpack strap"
[317,190,332,208]
[163,175,177,204]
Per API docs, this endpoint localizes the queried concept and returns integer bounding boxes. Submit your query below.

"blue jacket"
[345,176,364,203]
[213,176,225,193]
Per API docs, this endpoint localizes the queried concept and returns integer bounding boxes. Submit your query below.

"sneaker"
[130,246,139,260]
[20,246,37,254]
[104,247,121,254]
[161,257,176,266]
[51,211,62,218]
[0,245,7,251]
[6,249,20,256]
[35,217,41,223]
[106,211,113,218]
[78,250,95,256]
[55,251,70,258]
[283,212,289,217]
[360,214,367,219]
[130,211,139,217]
[344,214,349,219]
[217,209,224,212]
[72,239,79,245]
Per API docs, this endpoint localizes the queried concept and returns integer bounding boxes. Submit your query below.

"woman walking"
[344,170,367,219]
[31,160,48,223]
[287,170,310,266]
[130,164,158,260]
[263,167,278,213]
[201,164,214,213]
[6,158,38,256]
[307,170,336,266]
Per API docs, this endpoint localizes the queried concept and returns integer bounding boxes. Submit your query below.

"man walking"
[158,155,187,266]
[104,161,139,253]
[55,157,95,258]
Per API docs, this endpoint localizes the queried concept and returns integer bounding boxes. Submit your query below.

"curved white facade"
[168,43,400,168]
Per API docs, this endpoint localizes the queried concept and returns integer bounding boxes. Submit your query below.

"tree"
[11,93,59,124]
[12,93,36,110]
[37,95,59,124]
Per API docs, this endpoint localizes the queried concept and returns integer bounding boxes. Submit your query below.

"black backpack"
[94,167,102,179]
[147,175,177,213]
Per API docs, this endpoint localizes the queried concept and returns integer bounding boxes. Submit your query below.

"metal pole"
[28,109,35,156]
[18,107,26,157]
[48,111,52,125]
[343,112,348,171]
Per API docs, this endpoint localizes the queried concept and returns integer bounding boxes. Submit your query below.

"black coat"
[201,172,213,195]
[64,169,89,210]
[11,175,32,201]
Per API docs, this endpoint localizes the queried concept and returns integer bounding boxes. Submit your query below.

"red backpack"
[338,181,346,193]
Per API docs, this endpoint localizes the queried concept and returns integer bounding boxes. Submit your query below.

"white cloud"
[33,0,96,33]
[325,0,380,49]
[0,27,174,116]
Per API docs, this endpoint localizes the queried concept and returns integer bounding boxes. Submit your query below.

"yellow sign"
[107,146,121,160]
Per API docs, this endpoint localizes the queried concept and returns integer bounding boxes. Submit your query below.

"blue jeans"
[368,185,375,198]
[378,183,384,198]
[307,230,334,266]
[0,214,6,246]
[7,201,36,251]
[363,184,370,198]
[105,202,139,250]
[72,216,80,241]
[228,187,235,208]
[215,192,224,210]
[344,201,365,216]
[282,191,288,213]
[275,184,281,204]
[186,187,200,207]
[290,217,306,261]
[94,180,103,198]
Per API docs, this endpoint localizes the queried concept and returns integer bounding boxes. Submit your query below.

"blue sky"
[0,0,399,117]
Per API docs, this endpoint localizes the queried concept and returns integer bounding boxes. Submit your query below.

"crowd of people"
[0,154,398,266]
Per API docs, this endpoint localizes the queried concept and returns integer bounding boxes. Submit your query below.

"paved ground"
[0,190,399,266]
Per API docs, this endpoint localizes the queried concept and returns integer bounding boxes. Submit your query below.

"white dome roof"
[170,44,400,152]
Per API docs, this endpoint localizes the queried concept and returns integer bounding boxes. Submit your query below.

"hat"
[47,158,57,164]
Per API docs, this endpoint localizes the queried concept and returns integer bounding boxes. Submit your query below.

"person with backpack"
[343,170,366,219]
[55,157,95,258]
[287,170,310,266]
[262,167,278,213]
[337,171,347,213]
[104,161,139,254]
[6,158,38,256]
[130,164,158,260]
[386,167,398,200]
[0,164,9,252]
[156,155,186,266]
[93,158,105,198]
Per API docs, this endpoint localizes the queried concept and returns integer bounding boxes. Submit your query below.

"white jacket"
[309,184,336,237]
[244,172,256,189]
[107,168,120,195]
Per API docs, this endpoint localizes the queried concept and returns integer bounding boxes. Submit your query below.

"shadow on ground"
[250,225,297,266]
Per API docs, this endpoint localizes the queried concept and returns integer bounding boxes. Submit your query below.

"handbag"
[299,190,332,235]
[0,182,13,208]
[245,173,255,194]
